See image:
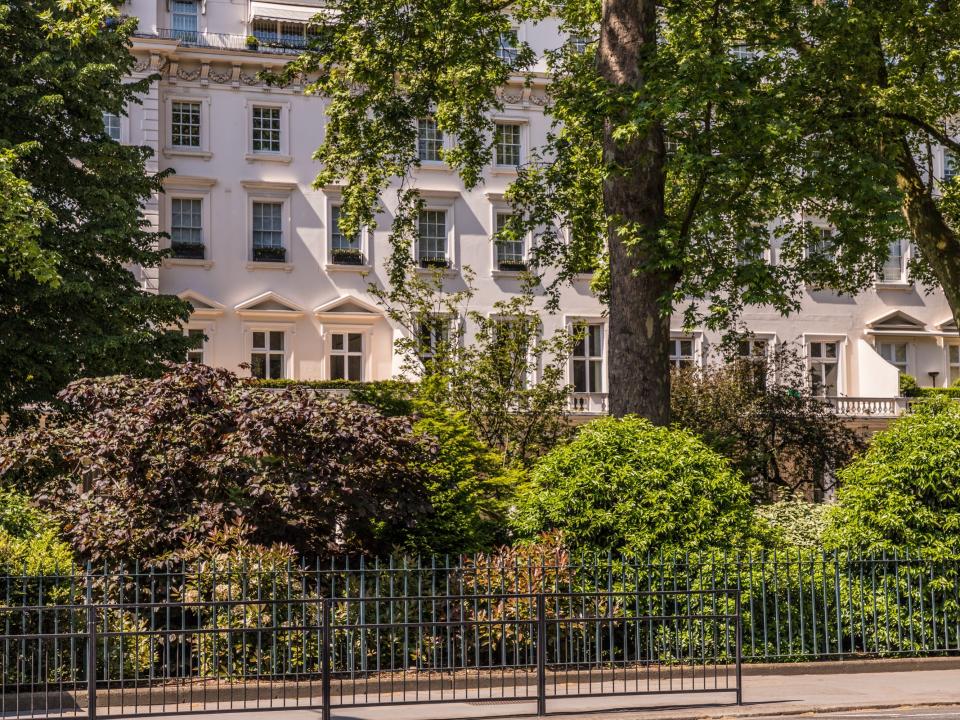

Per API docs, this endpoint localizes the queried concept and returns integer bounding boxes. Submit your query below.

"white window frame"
[569,318,606,394]
[170,0,201,38]
[496,27,520,63]
[184,324,212,365]
[947,344,960,386]
[323,191,370,270]
[246,100,291,162]
[492,119,527,171]
[323,325,373,381]
[876,340,911,376]
[413,193,458,270]
[162,180,214,266]
[102,111,125,142]
[417,313,457,368]
[805,335,846,397]
[490,204,529,274]
[944,148,957,185]
[244,324,294,380]
[669,335,698,369]
[243,182,294,269]
[163,95,211,158]
[737,335,774,359]
[416,118,447,166]
[878,238,909,286]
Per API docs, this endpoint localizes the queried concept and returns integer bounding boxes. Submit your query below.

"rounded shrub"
[825,397,960,556]
[511,416,758,555]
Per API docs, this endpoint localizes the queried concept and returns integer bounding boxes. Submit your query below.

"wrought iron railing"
[135,29,309,55]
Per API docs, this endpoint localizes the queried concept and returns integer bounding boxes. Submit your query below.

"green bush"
[757,498,830,549]
[825,397,960,556]
[511,416,759,555]
[899,373,920,397]
[0,487,73,574]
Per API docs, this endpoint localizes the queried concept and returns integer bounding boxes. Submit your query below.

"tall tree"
[286,0,951,423]
[0,0,193,421]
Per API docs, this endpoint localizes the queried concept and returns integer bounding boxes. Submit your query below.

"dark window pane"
[253,332,265,349]
[331,355,345,380]
[347,333,362,353]
[573,360,586,393]
[332,334,344,351]
[251,353,266,378]
[270,331,284,351]
[268,353,283,379]
[348,355,362,380]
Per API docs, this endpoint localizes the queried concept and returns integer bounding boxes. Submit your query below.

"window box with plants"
[245,35,259,50]
[419,257,449,269]
[497,260,527,272]
[171,241,205,260]
[253,245,286,262]
[332,247,365,265]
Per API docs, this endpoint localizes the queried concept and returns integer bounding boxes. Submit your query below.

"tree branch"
[885,112,960,154]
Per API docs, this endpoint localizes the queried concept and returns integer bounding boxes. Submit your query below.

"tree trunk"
[598,0,673,423]
[896,138,960,327]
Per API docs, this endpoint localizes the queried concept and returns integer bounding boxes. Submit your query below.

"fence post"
[536,593,546,716]
[85,569,97,720]
[321,597,331,720]
[735,592,743,706]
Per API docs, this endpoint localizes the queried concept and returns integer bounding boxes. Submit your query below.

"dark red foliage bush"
[0,364,437,563]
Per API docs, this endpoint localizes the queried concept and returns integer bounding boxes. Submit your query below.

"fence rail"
[0,551,957,717]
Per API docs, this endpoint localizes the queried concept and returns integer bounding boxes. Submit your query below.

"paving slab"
[128,663,960,720]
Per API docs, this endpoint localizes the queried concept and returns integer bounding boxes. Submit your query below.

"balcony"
[136,29,309,55]
[569,393,607,415]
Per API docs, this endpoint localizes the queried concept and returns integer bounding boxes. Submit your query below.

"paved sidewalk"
[145,663,960,720]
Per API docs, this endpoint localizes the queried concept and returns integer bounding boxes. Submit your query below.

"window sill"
[164,257,214,270]
[246,261,294,272]
[415,265,457,278]
[491,269,527,279]
[491,166,520,176]
[163,148,212,160]
[875,281,913,291]
[245,153,293,164]
[326,263,372,274]
[572,272,595,282]
[415,161,452,172]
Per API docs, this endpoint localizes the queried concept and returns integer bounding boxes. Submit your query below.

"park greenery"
[0,0,194,422]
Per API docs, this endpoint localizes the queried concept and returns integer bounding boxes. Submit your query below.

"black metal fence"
[0,571,741,718]
[2,550,959,718]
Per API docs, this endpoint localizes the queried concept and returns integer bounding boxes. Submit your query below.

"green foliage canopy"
[0,0,193,419]
[511,416,759,555]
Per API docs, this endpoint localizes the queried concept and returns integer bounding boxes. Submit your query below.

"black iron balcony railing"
[136,28,309,55]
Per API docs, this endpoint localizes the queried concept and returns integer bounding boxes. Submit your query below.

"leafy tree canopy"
[825,397,960,558]
[0,0,193,420]
[511,416,761,555]
[283,0,960,421]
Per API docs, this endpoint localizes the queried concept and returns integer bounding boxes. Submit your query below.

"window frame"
[805,336,845,397]
[323,325,374,381]
[246,101,291,162]
[170,0,200,39]
[878,238,909,286]
[948,344,960,386]
[243,182,295,268]
[569,319,606,395]
[184,326,209,365]
[668,335,697,370]
[328,331,366,382]
[413,195,458,270]
[416,118,446,165]
[492,120,525,170]
[164,95,211,157]
[876,340,911,376]
[162,181,214,265]
[249,328,288,380]
[322,190,370,270]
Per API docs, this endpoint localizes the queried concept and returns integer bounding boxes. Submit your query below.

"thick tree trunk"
[896,139,960,327]
[597,0,673,423]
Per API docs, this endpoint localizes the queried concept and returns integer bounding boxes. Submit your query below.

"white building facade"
[120,0,960,417]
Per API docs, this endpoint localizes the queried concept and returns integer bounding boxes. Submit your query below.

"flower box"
[253,246,286,262]
[332,248,364,265]
[171,242,205,260]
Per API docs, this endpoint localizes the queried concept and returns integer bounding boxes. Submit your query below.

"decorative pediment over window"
[178,290,225,318]
[314,295,383,325]
[936,317,959,334]
[865,310,928,333]
[235,291,304,319]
